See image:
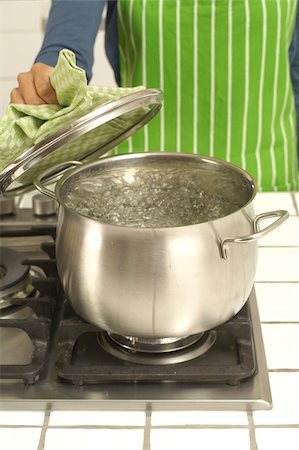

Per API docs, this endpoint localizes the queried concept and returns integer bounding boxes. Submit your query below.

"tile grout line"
[0,29,42,34]
[254,424,299,428]
[255,281,299,284]
[258,246,299,248]
[290,192,299,216]
[139,424,250,430]
[37,405,51,450]
[0,425,44,429]
[247,412,258,450]
[1,423,299,430]
[261,321,299,324]
[143,405,152,450]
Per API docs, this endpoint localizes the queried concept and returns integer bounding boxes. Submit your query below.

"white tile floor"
[255,283,299,321]
[0,428,42,450]
[151,411,248,426]
[44,428,145,450]
[48,410,146,426]
[0,192,298,450]
[150,429,251,450]
[255,428,299,450]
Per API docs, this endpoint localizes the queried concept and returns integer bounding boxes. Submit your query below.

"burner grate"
[55,302,256,386]
[0,239,257,388]
[0,244,58,385]
[0,295,55,384]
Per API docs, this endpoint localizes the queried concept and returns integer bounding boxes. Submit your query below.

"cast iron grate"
[0,243,58,385]
[0,236,257,387]
[56,300,257,386]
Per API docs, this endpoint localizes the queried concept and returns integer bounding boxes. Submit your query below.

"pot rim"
[54,152,257,230]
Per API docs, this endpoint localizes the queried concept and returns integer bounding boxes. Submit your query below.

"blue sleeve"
[34,0,105,82]
[289,0,299,156]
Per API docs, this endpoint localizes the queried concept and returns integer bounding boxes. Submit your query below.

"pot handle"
[220,210,289,260]
[34,161,83,200]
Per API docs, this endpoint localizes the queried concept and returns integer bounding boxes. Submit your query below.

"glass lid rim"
[0,88,163,197]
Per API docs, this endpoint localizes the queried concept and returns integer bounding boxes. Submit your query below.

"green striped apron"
[115,0,299,192]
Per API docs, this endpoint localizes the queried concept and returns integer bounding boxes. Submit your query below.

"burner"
[0,247,35,308]
[0,246,50,372]
[97,331,217,365]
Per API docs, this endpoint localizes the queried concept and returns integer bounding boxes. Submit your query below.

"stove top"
[0,204,272,411]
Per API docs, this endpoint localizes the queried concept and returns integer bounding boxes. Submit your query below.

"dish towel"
[0,49,147,185]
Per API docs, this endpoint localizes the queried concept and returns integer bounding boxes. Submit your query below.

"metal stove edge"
[0,288,272,412]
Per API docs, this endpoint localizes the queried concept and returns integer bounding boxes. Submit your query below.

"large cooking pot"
[34,152,288,338]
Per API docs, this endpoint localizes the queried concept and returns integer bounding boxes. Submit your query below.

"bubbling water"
[63,166,246,227]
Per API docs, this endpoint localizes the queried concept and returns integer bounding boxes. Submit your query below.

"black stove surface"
[0,239,256,387]
[0,209,272,411]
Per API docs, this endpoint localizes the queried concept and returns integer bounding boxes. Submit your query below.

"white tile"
[0,1,46,31]
[253,193,296,216]
[151,411,248,426]
[44,429,144,450]
[0,32,44,77]
[49,410,145,426]
[255,283,299,322]
[0,411,45,425]
[0,428,41,450]
[255,428,299,450]
[40,0,51,18]
[257,216,299,246]
[150,429,250,450]
[261,324,299,369]
[253,372,299,425]
[255,248,299,282]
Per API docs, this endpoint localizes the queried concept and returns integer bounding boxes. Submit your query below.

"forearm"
[35,0,105,82]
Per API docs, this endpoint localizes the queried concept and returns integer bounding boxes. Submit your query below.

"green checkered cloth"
[0,49,147,185]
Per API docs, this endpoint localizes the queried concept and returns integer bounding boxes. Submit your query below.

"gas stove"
[0,195,272,411]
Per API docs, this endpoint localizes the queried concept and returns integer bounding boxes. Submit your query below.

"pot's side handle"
[220,210,289,260]
[34,161,83,200]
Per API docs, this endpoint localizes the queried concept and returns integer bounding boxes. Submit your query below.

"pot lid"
[0,89,162,197]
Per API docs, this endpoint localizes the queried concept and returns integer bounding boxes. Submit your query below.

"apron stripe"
[269,0,282,191]
[159,0,165,152]
[289,97,297,186]
[193,0,198,154]
[129,0,138,79]
[118,45,127,87]
[226,0,233,162]
[127,0,137,153]
[280,0,291,190]
[117,0,298,191]
[142,0,149,152]
[255,0,267,190]
[288,0,298,41]
[241,0,250,171]
[118,4,132,85]
[288,0,298,188]
[176,0,181,153]
[210,0,216,158]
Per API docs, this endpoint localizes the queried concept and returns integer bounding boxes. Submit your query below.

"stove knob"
[0,197,15,216]
[32,194,57,216]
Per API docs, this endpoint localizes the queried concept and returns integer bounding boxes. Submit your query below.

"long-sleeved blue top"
[35,0,119,84]
[35,0,299,150]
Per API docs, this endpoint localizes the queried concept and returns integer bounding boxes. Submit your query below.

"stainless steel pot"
[34,153,288,338]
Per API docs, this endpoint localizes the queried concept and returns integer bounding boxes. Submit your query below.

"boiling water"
[63,166,246,227]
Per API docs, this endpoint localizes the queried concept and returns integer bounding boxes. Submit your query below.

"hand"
[10,63,58,105]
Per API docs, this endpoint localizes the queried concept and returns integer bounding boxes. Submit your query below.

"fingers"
[10,63,58,105]
[31,63,58,104]
[16,71,46,105]
[10,87,25,104]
